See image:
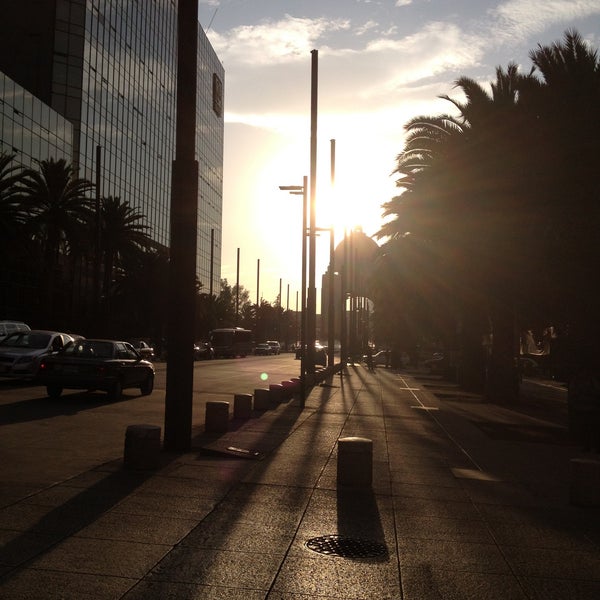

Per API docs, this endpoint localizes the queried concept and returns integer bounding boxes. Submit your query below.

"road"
[0,354,301,493]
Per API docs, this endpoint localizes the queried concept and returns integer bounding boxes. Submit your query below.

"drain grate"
[305,534,387,559]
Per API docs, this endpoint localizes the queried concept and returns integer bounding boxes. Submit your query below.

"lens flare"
[260,372,268,381]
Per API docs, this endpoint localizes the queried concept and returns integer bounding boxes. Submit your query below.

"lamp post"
[279,177,307,406]
[316,226,335,369]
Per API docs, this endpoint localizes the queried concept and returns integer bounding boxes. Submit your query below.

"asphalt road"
[0,354,302,492]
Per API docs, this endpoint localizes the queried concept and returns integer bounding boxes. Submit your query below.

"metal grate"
[305,534,387,559]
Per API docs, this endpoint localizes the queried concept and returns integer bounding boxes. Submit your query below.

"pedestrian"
[366,346,375,372]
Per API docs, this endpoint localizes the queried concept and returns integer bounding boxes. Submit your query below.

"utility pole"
[307,49,318,374]
[164,0,199,452]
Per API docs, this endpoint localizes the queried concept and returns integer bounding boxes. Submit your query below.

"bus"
[209,327,253,358]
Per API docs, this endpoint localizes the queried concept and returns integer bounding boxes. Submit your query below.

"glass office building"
[0,72,73,168]
[0,0,224,292]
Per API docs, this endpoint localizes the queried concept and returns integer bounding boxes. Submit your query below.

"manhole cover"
[305,535,387,558]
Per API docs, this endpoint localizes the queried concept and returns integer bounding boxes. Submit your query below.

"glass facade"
[1,0,224,292]
[0,72,73,168]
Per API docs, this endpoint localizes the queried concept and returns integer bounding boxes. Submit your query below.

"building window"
[212,73,222,117]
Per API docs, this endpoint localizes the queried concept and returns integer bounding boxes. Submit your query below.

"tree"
[527,30,600,375]
[98,196,155,319]
[213,279,252,329]
[0,153,27,243]
[18,158,93,324]
[376,63,541,400]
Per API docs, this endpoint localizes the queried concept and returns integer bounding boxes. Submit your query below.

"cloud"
[395,0,414,6]
[208,15,350,66]
[489,0,600,43]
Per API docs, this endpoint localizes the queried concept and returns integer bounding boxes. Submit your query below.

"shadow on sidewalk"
[0,459,173,583]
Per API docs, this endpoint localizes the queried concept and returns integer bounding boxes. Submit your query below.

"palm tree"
[528,30,600,376]
[0,153,27,236]
[18,158,93,324]
[98,196,155,323]
[377,64,540,400]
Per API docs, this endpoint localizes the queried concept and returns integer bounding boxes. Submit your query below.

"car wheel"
[47,385,63,399]
[109,380,122,401]
[140,373,154,395]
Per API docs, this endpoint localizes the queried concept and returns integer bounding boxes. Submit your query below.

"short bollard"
[280,380,296,399]
[269,383,283,404]
[205,401,229,433]
[254,388,270,411]
[124,424,161,470]
[337,437,373,487]
[234,393,252,419]
[570,458,600,506]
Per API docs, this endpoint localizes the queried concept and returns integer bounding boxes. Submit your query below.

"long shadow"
[336,488,389,562]
[134,367,367,595]
[0,391,145,426]
[0,458,171,584]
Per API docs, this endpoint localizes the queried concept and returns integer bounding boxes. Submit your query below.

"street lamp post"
[316,227,335,369]
[279,177,308,406]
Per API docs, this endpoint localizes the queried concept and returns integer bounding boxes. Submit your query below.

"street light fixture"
[279,177,307,406]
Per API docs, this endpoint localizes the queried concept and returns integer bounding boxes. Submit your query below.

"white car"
[0,320,30,342]
[266,340,281,355]
[0,330,79,378]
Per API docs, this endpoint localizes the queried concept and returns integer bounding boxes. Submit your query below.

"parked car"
[295,343,327,366]
[423,352,446,373]
[362,350,391,367]
[0,330,78,378]
[128,339,155,360]
[194,341,214,360]
[254,343,272,356]
[0,320,30,342]
[266,340,281,355]
[37,339,155,400]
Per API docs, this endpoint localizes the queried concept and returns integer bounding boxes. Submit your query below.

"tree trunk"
[485,300,519,403]
[457,310,487,393]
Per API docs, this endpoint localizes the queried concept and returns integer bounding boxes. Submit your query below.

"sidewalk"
[1,366,599,599]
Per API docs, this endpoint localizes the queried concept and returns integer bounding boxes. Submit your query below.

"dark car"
[194,341,214,360]
[37,339,155,400]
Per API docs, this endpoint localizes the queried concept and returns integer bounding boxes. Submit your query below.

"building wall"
[0,0,224,292]
[0,72,73,167]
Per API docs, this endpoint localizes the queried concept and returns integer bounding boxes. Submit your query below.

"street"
[0,354,301,494]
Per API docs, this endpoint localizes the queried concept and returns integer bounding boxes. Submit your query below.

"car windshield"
[64,340,114,358]
[1,332,51,349]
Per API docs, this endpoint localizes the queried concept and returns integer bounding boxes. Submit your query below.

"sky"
[197,0,600,310]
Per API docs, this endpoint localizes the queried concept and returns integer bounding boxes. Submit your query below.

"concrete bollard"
[337,437,373,487]
[205,401,229,433]
[124,424,161,470]
[280,380,296,399]
[254,388,271,411]
[570,458,600,506]
[234,393,253,419]
[269,383,284,404]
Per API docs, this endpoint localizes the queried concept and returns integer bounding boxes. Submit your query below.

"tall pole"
[164,0,199,452]
[278,277,282,341]
[341,226,348,370]
[256,258,260,331]
[328,139,335,369]
[94,144,102,330]
[278,179,307,404]
[209,228,214,298]
[235,247,240,325]
[307,49,318,374]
